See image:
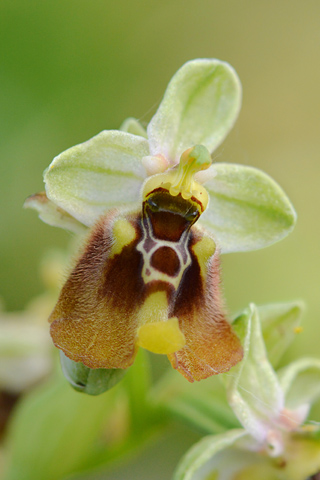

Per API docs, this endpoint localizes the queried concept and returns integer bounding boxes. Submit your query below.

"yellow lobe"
[136,291,186,354]
[137,318,185,354]
[192,235,216,280]
[110,217,136,258]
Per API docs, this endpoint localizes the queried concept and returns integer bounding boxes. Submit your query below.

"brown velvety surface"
[50,209,144,369]
[168,229,243,382]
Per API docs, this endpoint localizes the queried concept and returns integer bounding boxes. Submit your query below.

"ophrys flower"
[25,59,296,382]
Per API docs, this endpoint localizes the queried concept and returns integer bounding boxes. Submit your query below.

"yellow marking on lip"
[110,217,136,258]
[136,291,185,354]
[192,236,216,280]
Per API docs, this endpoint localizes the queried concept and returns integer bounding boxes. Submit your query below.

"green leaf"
[24,192,87,234]
[121,349,153,432]
[278,357,320,410]
[4,375,120,480]
[172,429,246,480]
[224,304,284,443]
[44,130,149,226]
[60,352,126,395]
[201,163,297,253]
[120,117,148,138]
[165,393,239,435]
[148,59,241,164]
[258,301,304,367]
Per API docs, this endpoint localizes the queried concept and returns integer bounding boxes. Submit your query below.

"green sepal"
[148,59,241,163]
[24,192,87,234]
[60,351,126,396]
[44,130,149,227]
[201,163,297,253]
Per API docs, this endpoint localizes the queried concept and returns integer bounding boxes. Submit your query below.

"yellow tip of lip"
[137,317,185,354]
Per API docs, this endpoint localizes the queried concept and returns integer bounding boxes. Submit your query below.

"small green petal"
[173,429,246,480]
[120,117,148,138]
[44,130,149,226]
[258,301,305,368]
[60,352,126,396]
[148,59,241,164]
[24,192,87,234]
[201,163,297,253]
[278,357,320,409]
[225,304,284,442]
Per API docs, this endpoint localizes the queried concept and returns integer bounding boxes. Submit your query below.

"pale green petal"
[120,117,148,138]
[44,130,149,226]
[24,192,87,234]
[225,304,284,443]
[200,163,297,253]
[172,429,246,480]
[148,59,241,164]
[258,301,305,367]
[278,357,320,409]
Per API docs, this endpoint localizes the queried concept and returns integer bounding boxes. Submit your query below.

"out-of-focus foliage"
[1,1,320,479]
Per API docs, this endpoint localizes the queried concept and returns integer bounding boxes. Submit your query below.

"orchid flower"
[25,59,296,384]
[173,302,320,480]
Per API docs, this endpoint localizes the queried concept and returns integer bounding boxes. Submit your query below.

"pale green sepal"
[278,357,320,409]
[24,192,87,234]
[60,352,126,396]
[172,429,246,480]
[258,301,304,367]
[148,59,241,164]
[201,163,297,253]
[225,304,284,443]
[44,130,150,226]
[120,117,148,138]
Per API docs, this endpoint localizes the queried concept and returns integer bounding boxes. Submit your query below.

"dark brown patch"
[0,391,20,440]
[49,209,145,369]
[150,246,180,276]
[143,188,201,242]
[145,210,190,242]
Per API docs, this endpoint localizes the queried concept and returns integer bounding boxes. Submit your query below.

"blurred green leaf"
[258,301,304,367]
[4,376,118,480]
[4,351,163,480]
[172,429,246,480]
[201,163,297,253]
[278,357,320,410]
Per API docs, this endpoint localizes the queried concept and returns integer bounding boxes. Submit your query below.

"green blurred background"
[1,0,319,359]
